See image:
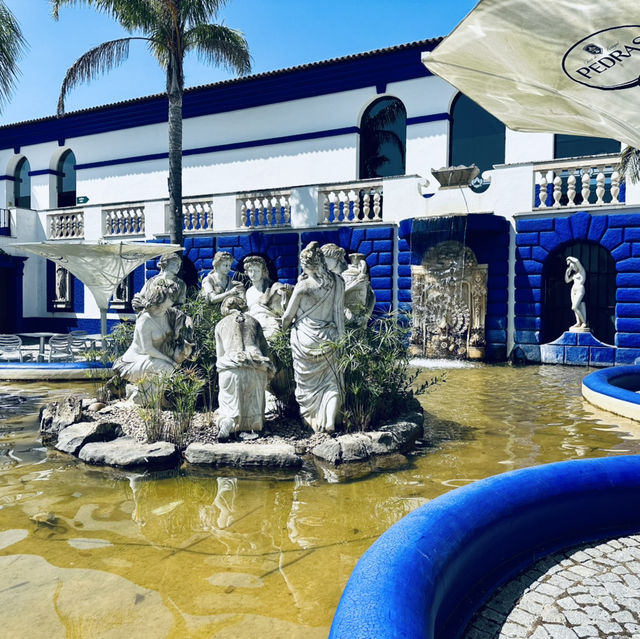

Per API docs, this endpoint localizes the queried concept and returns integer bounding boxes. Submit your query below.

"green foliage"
[165,366,205,447]
[136,372,170,444]
[334,314,440,432]
[181,292,222,415]
[109,319,135,357]
[266,326,298,418]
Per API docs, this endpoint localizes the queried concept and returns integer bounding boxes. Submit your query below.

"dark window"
[57,150,76,208]
[542,242,615,345]
[554,135,621,159]
[359,97,406,179]
[13,157,30,208]
[450,93,505,173]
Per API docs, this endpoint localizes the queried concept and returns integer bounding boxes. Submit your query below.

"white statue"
[55,265,69,301]
[342,253,375,327]
[201,251,245,310]
[321,244,375,327]
[282,241,345,434]
[132,252,186,312]
[243,255,292,338]
[113,279,194,405]
[215,296,275,440]
[565,256,588,331]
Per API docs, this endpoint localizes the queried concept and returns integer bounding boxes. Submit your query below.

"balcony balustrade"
[48,209,84,239]
[319,181,383,224]
[183,198,214,232]
[0,208,9,236]
[103,205,145,236]
[239,190,292,229]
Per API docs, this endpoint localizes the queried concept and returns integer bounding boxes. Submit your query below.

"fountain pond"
[0,364,639,638]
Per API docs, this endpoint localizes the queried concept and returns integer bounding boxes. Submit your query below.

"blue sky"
[1,0,478,126]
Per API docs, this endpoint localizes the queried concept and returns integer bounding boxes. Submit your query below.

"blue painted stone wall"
[398,214,510,361]
[515,210,640,365]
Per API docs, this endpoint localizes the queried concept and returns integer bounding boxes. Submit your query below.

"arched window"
[358,97,406,180]
[13,157,30,208]
[450,93,505,174]
[554,135,621,159]
[57,150,76,208]
[542,242,616,345]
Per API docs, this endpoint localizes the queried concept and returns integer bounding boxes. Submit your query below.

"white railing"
[48,209,84,239]
[0,208,9,236]
[319,181,383,224]
[239,190,291,228]
[534,156,622,209]
[103,204,145,236]
[183,198,214,232]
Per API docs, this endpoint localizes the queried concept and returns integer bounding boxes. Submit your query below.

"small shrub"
[267,326,298,418]
[136,372,170,443]
[165,367,205,447]
[109,320,135,357]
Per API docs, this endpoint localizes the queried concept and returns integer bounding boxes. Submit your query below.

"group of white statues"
[114,243,375,438]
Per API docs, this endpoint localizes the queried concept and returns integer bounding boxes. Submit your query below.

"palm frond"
[619,146,640,185]
[185,23,251,76]
[52,0,158,32]
[180,0,227,25]
[57,37,151,114]
[0,1,26,108]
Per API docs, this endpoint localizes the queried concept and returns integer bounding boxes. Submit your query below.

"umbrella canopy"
[13,241,182,334]
[423,0,640,148]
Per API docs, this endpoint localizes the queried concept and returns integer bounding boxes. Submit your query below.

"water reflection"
[0,367,637,636]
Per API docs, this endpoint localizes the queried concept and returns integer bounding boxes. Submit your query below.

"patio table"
[17,332,61,362]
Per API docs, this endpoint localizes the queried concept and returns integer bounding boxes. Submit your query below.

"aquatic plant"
[166,366,205,447]
[266,326,298,418]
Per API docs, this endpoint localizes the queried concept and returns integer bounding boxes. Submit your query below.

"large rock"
[78,437,179,469]
[184,442,302,469]
[312,412,424,465]
[39,396,83,445]
[55,421,123,455]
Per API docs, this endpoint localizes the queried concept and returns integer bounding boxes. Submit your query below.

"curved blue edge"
[582,365,640,406]
[329,455,640,639]
[0,362,112,369]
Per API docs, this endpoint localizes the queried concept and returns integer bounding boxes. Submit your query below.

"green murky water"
[0,364,639,638]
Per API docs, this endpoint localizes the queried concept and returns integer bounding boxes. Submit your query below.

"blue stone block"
[193,236,213,248]
[398,252,411,265]
[539,231,560,252]
[371,277,391,290]
[217,235,239,248]
[187,248,199,263]
[617,257,640,273]
[375,290,391,302]
[485,344,507,361]
[515,260,543,274]
[397,277,412,290]
[554,217,573,243]
[398,264,412,277]
[515,321,541,337]
[398,289,412,302]
[398,218,413,238]
[516,232,538,246]
[358,241,372,255]
[488,274,508,289]
[490,288,510,302]
[540,344,565,364]
[617,318,640,332]
[587,215,607,242]
[612,243,632,261]
[515,287,539,303]
[489,262,508,275]
[617,289,640,303]
[589,347,615,367]
[301,230,339,247]
[373,240,393,252]
[378,252,393,265]
[617,273,640,287]
[515,274,542,288]
[617,303,640,317]
[365,226,393,240]
[183,237,195,249]
[624,228,640,242]
[274,255,298,269]
[601,228,624,250]
[549,331,577,345]
[398,237,411,251]
[564,346,589,365]
[515,302,541,315]
[531,246,549,262]
[517,218,554,232]
[487,303,507,317]
[516,247,531,260]
[348,228,365,248]
[576,332,607,346]
[275,244,299,256]
[615,348,640,364]
[569,211,591,239]
[632,244,640,258]
[486,329,506,343]
[486,316,507,330]
[519,343,541,362]
[272,232,298,245]
[278,267,298,280]
[366,253,379,267]
[199,247,214,259]
[608,213,640,228]
[369,265,392,277]
[615,333,640,348]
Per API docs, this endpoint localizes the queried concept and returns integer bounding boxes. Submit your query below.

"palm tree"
[0,1,26,111]
[619,145,640,184]
[52,0,251,246]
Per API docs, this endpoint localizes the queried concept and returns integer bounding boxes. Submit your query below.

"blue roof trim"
[0,175,15,181]
[406,113,450,125]
[0,41,438,151]
[29,169,62,177]
[0,361,111,369]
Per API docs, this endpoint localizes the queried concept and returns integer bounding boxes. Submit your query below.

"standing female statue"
[201,251,244,310]
[281,241,345,433]
[132,251,186,312]
[565,256,588,330]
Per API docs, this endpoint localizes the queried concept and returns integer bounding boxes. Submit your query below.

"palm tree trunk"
[167,50,184,247]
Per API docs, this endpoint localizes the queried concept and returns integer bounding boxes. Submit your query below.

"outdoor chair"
[69,330,90,359]
[0,334,26,362]
[47,334,73,362]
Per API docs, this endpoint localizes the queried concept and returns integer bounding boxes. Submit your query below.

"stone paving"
[463,535,640,638]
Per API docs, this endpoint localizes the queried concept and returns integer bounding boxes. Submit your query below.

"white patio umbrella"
[13,241,182,335]
[423,0,640,148]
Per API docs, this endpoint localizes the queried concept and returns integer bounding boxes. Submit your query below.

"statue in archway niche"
[282,241,345,434]
[565,256,589,331]
[114,279,194,405]
[132,252,186,312]
[243,255,292,338]
[200,251,245,310]
[215,296,275,441]
[321,244,375,327]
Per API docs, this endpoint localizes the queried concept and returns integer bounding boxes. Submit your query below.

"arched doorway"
[13,157,30,208]
[57,150,77,208]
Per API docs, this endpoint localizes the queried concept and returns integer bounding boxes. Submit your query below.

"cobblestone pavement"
[463,535,640,638]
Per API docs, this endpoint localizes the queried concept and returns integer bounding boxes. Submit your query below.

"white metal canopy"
[423,0,640,148]
[13,241,182,334]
